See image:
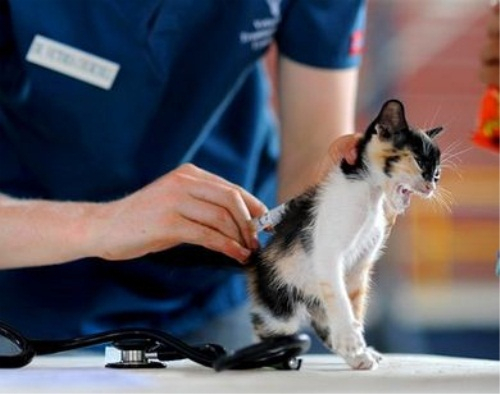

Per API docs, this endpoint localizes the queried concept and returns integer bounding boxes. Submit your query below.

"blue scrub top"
[0,0,365,339]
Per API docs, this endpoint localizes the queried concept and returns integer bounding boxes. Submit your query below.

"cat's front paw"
[345,348,381,370]
[330,323,366,360]
[366,346,383,362]
[330,324,383,370]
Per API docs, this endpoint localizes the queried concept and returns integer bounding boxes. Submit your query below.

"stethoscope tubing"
[0,321,310,370]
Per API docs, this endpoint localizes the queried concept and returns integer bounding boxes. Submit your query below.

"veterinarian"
[0,0,365,349]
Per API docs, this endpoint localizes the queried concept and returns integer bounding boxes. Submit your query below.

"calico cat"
[247,99,443,370]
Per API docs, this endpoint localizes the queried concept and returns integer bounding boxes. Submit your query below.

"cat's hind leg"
[247,242,313,340]
[307,299,333,350]
[250,302,304,340]
[247,260,306,339]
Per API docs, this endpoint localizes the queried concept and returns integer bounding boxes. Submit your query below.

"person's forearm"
[0,193,100,268]
[277,57,359,202]
[0,164,267,269]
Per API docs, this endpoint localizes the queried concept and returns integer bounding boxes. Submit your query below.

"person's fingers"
[309,134,361,186]
[480,40,499,85]
[480,65,500,86]
[187,178,259,249]
[179,163,267,218]
[178,198,245,246]
[328,134,361,165]
[481,40,499,63]
[487,4,499,37]
[479,2,500,86]
[179,164,264,249]
[178,219,252,264]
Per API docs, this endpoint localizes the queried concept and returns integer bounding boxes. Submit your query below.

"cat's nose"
[416,182,434,196]
[422,182,435,195]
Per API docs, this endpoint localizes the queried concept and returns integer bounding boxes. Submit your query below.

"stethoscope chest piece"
[105,339,165,369]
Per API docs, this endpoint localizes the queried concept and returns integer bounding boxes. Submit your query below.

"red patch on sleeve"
[349,29,364,56]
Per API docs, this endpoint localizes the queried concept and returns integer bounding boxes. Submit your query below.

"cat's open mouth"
[394,184,414,211]
[397,184,413,199]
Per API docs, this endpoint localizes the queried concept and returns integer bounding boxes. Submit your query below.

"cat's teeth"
[395,185,413,210]
[397,185,410,195]
[398,185,413,196]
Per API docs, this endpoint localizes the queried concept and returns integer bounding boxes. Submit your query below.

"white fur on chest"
[312,169,387,273]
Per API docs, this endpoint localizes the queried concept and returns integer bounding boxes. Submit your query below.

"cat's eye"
[415,157,425,169]
[433,168,441,181]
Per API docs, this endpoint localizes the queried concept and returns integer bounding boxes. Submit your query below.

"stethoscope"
[0,321,310,371]
[0,206,305,371]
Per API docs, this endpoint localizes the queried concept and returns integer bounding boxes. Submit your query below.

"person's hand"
[308,133,361,187]
[328,133,360,165]
[90,164,267,264]
[479,2,499,86]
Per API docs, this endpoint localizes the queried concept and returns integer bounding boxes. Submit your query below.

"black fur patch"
[311,321,331,347]
[250,312,265,328]
[252,262,307,319]
[407,132,441,182]
[383,155,401,176]
[270,187,318,256]
[340,131,374,179]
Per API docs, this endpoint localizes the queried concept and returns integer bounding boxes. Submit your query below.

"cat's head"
[359,100,443,212]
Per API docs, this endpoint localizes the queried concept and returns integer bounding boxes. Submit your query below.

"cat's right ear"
[375,100,409,138]
[426,126,444,139]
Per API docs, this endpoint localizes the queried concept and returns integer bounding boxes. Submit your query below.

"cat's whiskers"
[423,103,443,131]
[429,186,454,213]
[441,140,470,164]
[440,140,470,179]
[441,161,463,182]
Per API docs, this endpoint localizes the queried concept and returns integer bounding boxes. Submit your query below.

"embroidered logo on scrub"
[26,35,120,90]
[240,0,282,50]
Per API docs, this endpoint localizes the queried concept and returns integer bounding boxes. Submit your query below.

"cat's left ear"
[425,126,444,139]
[375,99,409,138]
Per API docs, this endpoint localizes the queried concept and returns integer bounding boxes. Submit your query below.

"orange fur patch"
[370,140,420,177]
[349,287,367,321]
[319,281,335,300]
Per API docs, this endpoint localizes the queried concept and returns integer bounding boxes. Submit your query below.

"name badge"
[26,35,120,90]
